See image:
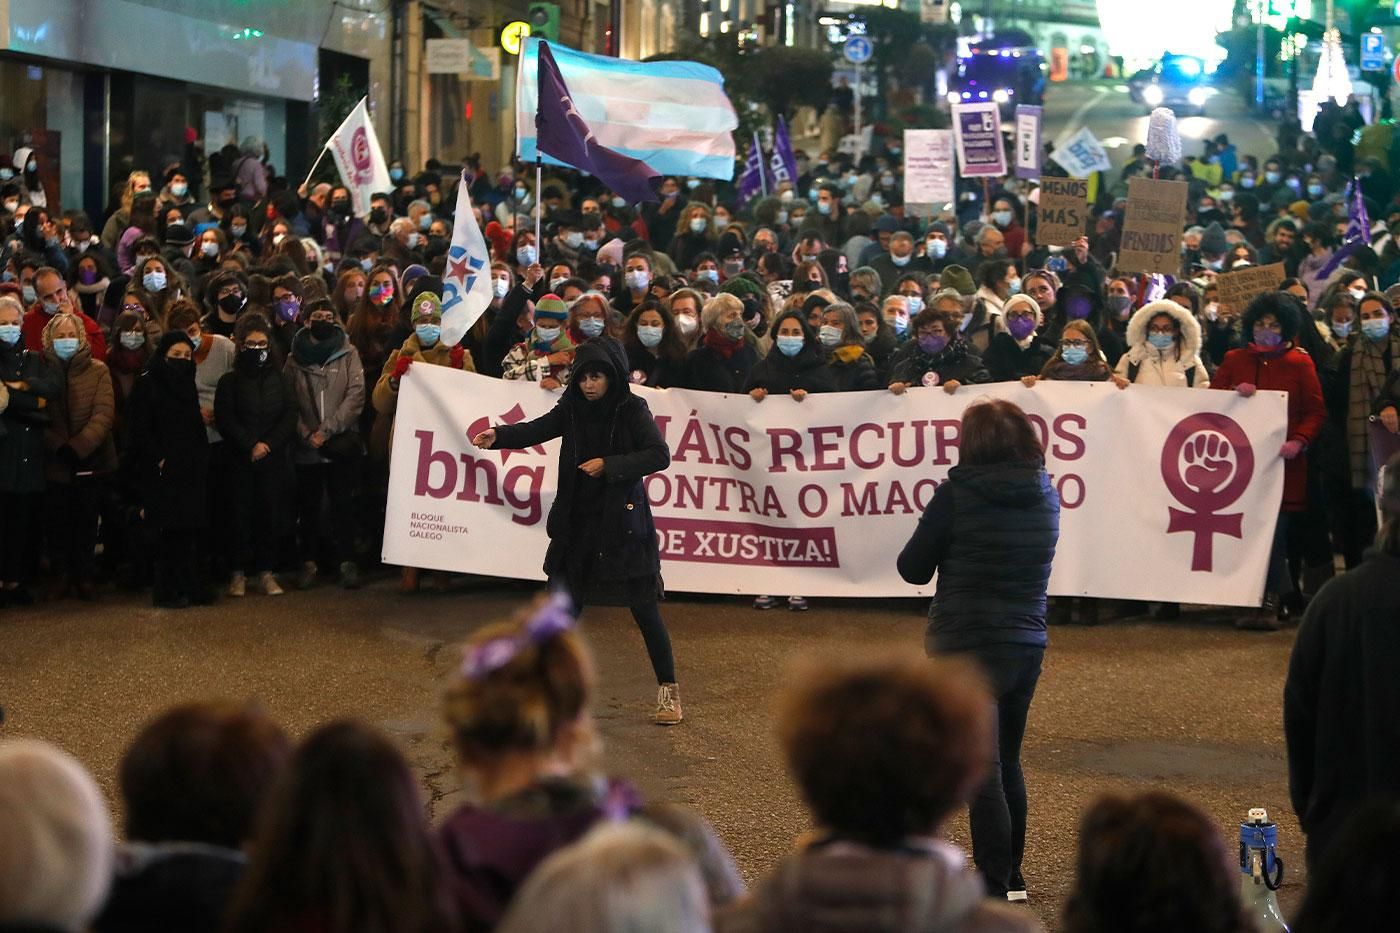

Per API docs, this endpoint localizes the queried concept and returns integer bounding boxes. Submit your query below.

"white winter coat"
[1114,299,1212,389]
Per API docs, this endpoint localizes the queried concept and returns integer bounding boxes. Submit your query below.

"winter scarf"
[531,326,574,355]
[1040,356,1111,382]
[1349,332,1400,487]
[703,327,745,359]
[291,326,347,367]
[832,344,866,365]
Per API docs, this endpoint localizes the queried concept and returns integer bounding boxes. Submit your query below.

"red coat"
[22,305,108,361]
[1212,345,1326,511]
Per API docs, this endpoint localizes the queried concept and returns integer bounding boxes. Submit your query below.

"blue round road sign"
[844,36,872,64]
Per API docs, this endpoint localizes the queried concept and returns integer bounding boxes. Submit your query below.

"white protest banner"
[385,369,1288,607]
[1014,105,1042,180]
[324,97,391,216]
[903,129,956,211]
[1049,126,1112,178]
[440,170,494,345]
[951,102,1007,177]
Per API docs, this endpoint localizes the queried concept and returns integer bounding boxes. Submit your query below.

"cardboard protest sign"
[1216,263,1286,314]
[1036,177,1088,245]
[1118,177,1189,275]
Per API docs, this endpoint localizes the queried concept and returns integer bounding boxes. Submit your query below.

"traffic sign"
[844,35,872,64]
[1361,33,1385,72]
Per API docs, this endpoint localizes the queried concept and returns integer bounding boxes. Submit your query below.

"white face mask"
[493,278,511,299]
[675,313,698,335]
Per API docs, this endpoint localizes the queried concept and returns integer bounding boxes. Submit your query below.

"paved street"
[1,575,1306,928]
[1041,80,1281,174]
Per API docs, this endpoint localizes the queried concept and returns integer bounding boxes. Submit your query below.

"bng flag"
[440,171,493,346]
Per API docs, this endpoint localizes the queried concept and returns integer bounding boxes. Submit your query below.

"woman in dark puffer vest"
[898,399,1060,901]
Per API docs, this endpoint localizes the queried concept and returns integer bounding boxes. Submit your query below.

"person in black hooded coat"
[1046,283,1126,369]
[744,308,837,397]
[126,331,212,607]
[473,335,682,725]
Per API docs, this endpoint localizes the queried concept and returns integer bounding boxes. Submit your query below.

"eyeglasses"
[122,303,143,314]
[309,315,336,324]
[244,341,270,350]
[1061,339,1090,349]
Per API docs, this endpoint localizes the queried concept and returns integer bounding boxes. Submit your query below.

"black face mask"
[165,358,195,379]
[310,320,335,341]
[240,347,269,368]
[369,207,388,225]
[218,293,246,316]
[331,200,350,216]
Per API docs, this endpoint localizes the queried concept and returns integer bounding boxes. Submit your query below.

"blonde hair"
[121,171,151,214]
[700,293,743,333]
[0,740,114,931]
[443,598,594,763]
[497,822,709,933]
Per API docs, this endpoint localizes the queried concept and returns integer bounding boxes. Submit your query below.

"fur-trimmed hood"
[1123,299,1202,366]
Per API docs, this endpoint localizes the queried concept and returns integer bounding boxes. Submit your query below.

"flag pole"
[534,42,544,260]
[754,131,767,198]
[300,146,329,194]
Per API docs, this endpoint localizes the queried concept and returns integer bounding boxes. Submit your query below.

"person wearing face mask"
[159,168,196,214]
[267,274,305,359]
[617,253,656,317]
[23,267,109,361]
[989,195,1027,260]
[479,262,537,379]
[922,222,955,274]
[676,293,760,393]
[667,203,718,272]
[1113,299,1212,397]
[125,331,214,607]
[623,300,687,388]
[200,269,250,340]
[133,256,181,326]
[567,293,612,345]
[10,146,47,210]
[381,217,423,270]
[214,313,295,598]
[869,232,931,297]
[1324,292,1400,569]
[69,254,112,322]
[966,262,1015,353]
[495,178,535,228]
[984,294,1054,382]
[285,298,366,592]
[818,302,880,391]
[887,305,991,395]
[747,307,836,402]
[39,313,115,601]
[1212,294,1327,628]
[321,186,367,262]
[0,294,61,607]
[501,294,577,390]
[881,294,913,345]
[543,212,586,267]
[664,288,704,351]
[1046,283,1125,369]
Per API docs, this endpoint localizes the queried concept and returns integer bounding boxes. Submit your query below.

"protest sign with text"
[1048,127,1112,178]
[1118,177,1190,275]
[903,128,956,213]
[952,102,1007,177]
[1035,177,1089,245]
[1015,105,1042,180]
[385,369,1287,607]
[1216,263,1286,314]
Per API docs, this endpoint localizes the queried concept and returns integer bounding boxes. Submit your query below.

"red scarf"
[703,328,744,359]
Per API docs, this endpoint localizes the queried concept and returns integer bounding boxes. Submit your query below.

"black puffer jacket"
[126,334,210,531]
[493,336,671,585]
[213,356,297,462]
[888,339,991,388]
[898,461,1060,654]
[679,340,761,394]
[983,332,1055,382]
[0,342,60,493]
[744,315,837,395]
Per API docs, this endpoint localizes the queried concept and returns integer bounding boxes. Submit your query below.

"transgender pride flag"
[515,38,738,181]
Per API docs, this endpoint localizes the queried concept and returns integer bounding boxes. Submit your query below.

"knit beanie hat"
[940,264,975,297]
[535,294,570,321]
[1199,222,1228,256]
[719,275,765,299]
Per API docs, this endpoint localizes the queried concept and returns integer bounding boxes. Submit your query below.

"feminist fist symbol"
[1182,431,1236,495]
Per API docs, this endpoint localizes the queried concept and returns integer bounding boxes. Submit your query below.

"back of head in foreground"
[1062,791,1251,933]
[0,739,113,932]
[496,821,709,933]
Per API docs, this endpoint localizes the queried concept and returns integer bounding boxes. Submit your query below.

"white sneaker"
[227,572,246,598]
[259,572,284,596]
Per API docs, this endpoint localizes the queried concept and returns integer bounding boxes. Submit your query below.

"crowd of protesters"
[4,115,1398,632]
[4,584,1398,933]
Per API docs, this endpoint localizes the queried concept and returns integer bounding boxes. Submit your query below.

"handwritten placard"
[1118,177,1189,275]
[1216,262,1286,313]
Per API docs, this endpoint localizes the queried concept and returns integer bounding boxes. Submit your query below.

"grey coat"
[284,328,365,466]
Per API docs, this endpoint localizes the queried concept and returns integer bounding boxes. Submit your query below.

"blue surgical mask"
[390,167,405,182]
[0,323,22,346]
[514,186,529,201]
[52,337,80,360]
[201,241,219,258]
[889,316,909,335]
[360,258,374,273]
[406,232,421,249]
[171,183,188,198]
[493,278,510,299]
[637,324,663,348]
[905,296,923,314]
[1265,171,1281,185]
[414,323,441,347]
[231,223,248,238]
[927,239,947,259]
[418,213,432,230]
[1147,332,1175,351]
[563,231,584,249]
[119,331,146,350]
[517,245,537,266]
[1007,277,1022,295]
[579,317,605,338]
[1362,317,1392,341]
[1061,345,1088,365]
[626,270,650,291]
[689,218,707,234]
[776,334,805,356]
[818,324,842,347]
[22,285,36,305]
[992,210,1013,227]
[1240,175,1255,189]
[535,325,561,343]
[1331,320,1351,339]
[697,269,719,283]
[1307,184,1324,198]
[817,201,832,216]
[143,269,167,292]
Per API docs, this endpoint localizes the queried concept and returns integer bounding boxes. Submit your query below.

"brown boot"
[399,566,420,595]
[654,683,683,725]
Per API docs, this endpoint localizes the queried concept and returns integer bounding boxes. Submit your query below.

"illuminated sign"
[501,21,531,55]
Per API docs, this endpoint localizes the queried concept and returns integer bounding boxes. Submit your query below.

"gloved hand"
[1236,383,1257,397]
[1279,439,1305,460]
[392,353,414,380]
[449,345,466,369]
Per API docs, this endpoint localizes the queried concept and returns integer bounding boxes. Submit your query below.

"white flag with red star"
[441,170,494,346]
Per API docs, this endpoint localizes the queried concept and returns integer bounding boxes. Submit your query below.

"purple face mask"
[1065,298,1092,320]
[78,267,98,286]
[1253,327,1283,348]
[918,333,949,355]
[1007,315,1037,340]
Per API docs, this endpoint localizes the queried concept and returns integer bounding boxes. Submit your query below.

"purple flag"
[535,41,661,204]
[770,116,799,188]
[1315,177,1372,280]
[738,135,766,205]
